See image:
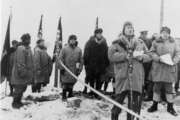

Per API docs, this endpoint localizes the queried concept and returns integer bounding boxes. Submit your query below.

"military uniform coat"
[34,46,53,84]
[59,45,83,84]
[11,45,34,85]
[150,37,180,83]
[108,35,151,94]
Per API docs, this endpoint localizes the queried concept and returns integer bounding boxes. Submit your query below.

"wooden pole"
[160,0,164,31]
[95,17,99,29]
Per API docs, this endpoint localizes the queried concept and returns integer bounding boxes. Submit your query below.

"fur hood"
[89,36,106,44]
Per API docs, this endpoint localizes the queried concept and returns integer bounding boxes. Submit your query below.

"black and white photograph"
[0,0,180,120]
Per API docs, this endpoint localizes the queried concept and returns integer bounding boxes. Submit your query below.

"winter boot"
[148,101,158,112]
[167,103,178,116]
[12,97,23,109]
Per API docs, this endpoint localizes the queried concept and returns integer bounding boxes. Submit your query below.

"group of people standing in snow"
[58,21,180,119]
[109,22,180,120]
[6,34,53,109]
[5,21,180,119]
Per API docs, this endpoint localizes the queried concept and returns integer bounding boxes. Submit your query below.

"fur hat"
[160,26,171,34]
[21,33,31,42]
[12,40,18,45]
[69,35,77,40]
[36,39,45,44]
[94,28,103,35]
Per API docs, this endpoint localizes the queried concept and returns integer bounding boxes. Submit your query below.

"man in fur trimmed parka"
[109,22,151,120]
[83,28,109,97]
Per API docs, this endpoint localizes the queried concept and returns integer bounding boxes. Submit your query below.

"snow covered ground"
[0,71,180,120]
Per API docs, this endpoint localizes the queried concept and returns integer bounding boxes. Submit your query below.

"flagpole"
[37,14,43,39]
[5,6,12,96]
[54,17,63,88]
[160,0,164,31]
[95,17,99,29]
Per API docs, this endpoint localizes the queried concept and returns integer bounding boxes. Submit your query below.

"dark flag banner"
[53,17,63,60]
[96,17,99,29]
[37,14,43,39]
[1,16,11,83]
[57,17,63,42]
[53,17,63,87]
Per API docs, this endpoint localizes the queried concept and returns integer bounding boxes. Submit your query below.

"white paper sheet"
[133,51,144,57]
[160,54,174,66]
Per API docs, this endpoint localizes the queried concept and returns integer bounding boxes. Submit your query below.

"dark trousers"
[103,77,114,92]
[83,75,90,93]
[111,91,142,120]
[62,83,74,98]
[175,79,180,92]
[13,85,27,102]
[144,80,154,98]
[143,62,153,98]
[88,72,102,91]
[32,83,42,93]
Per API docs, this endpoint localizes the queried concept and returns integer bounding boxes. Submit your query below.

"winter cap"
[94,28,103,35]
[69,34,77,40]
[21,33,31,42]
[140,30,148,34]
[36,39,45,44]
[12,40,18,45]
[160,26,171,34]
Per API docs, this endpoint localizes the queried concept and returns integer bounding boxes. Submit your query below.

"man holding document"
[148,27,180,116]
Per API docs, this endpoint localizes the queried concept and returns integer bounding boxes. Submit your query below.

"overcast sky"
[1,0,180,54]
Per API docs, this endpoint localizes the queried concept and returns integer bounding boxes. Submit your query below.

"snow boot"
[12,97,23,109]
[167,103,178,116]
[148,101,158,112]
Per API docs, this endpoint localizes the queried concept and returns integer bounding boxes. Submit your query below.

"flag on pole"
[0,15,11,83]
[95,17,99,29]
[53,17,63,56]
[53,17,63,88]
[57,17,62,42]
[38,14,43,39]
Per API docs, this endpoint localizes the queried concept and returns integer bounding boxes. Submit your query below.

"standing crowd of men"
[4,21,180,120]
[6,34,53,108]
